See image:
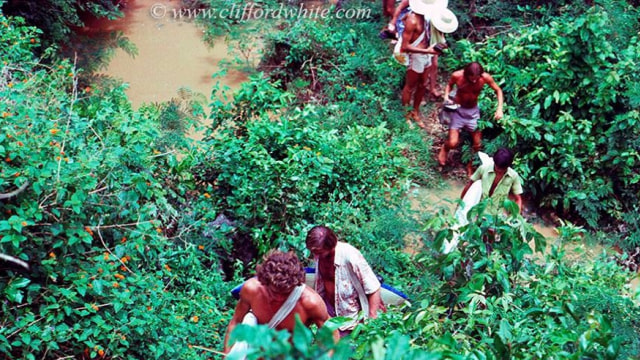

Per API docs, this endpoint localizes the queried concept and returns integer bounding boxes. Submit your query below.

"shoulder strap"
[267,284,305,328]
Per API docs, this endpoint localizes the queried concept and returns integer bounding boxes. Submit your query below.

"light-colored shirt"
[314,242,381,330]
[470,164,523,215]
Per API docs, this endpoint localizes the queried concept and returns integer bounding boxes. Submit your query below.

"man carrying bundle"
[399,0,458,128]
[224,251,338,355]
[438,62,504,175]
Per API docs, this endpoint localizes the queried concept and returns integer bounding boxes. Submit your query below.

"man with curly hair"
[224,251,336,353]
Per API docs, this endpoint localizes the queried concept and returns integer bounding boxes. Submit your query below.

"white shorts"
[409,53,432,73]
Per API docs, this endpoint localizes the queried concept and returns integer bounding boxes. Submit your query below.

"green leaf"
[113,301,124,313]
[371,337,386,360]
[12,277,31,289]
[497,319,513,343]
[292,317,312,355]
[92,280,104,296]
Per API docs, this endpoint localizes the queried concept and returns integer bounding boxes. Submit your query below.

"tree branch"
[0,253,30,271]
[0,181,29,200]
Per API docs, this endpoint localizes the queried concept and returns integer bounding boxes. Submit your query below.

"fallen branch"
[0,253,30,271]
[7,316,43,339]
[190,345,226,356]
[90,220,154,230]
[0,181,30,200]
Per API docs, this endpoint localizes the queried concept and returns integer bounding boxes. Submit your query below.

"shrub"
[446,3,640,229]
[0,12,229,359]
[196,106,413,254]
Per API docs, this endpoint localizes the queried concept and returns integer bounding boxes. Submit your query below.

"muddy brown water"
[408,179,560,244]
[82,0,251,140]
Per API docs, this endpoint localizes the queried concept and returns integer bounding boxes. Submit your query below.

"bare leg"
[468,130,483,176]
[412,72,428,127]
[438,128,460,166]
[402,69,424,127]
[427,55,441,98]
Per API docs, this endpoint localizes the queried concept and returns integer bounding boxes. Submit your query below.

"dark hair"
[305,225,338,251]
[256,250,305,293]
[493,148,514,169]
[463,62,484,78]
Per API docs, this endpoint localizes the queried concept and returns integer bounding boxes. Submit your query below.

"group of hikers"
[224,226,383,353]
[224,145,524,352]
[223,0,525,354]
[384,0,505,177]
[386,0,520,212]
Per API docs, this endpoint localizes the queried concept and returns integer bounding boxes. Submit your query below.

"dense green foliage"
[2,0,640,359]
[1,0,122,45]
[0,12,232,359]
[444,1,640,232]
[232,212,640,359]
[0,4,423,358]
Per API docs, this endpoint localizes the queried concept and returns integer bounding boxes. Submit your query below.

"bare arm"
[400,15,438,55]
[306,292,339,345]
[366,289,384,318]
[443,72,460,103]
[224,282,255,352]
[388,0,409,31]
[509,193,523,214]
[483,73,504,119]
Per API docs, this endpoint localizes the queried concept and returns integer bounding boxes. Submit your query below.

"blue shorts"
[450,106,480,132]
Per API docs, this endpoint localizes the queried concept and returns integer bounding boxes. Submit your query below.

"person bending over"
[461,147,523,216]
[306,226,384,336]
[224,250,338,353]
[438,62,504,175]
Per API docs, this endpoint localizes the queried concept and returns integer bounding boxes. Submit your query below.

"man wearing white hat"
[399,0,458,127]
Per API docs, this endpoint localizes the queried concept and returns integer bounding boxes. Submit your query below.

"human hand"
[494,109,503,120]
[387,22,396,32]
[432,43,447,54]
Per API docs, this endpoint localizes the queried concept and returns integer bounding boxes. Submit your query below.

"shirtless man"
[224,251,338,352]
[305,226,383,335]
[400,0,446,128]
[438,62,504,175]
[389,0,451,100]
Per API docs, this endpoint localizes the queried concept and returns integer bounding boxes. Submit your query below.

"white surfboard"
[442,152,492,254]
[231,268,410,307]
[227,312,258,359]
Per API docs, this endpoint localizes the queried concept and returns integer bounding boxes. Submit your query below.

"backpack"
[392,7,412,65]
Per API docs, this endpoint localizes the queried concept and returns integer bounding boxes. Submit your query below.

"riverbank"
[78,0,253,140]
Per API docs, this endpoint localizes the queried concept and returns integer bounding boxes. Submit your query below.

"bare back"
[239,278,328,331]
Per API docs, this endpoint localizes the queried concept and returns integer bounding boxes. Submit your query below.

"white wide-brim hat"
[408,0,447,16]
[431,8,458,33]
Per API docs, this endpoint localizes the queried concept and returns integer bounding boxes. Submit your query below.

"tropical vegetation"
[1,0,639,359]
